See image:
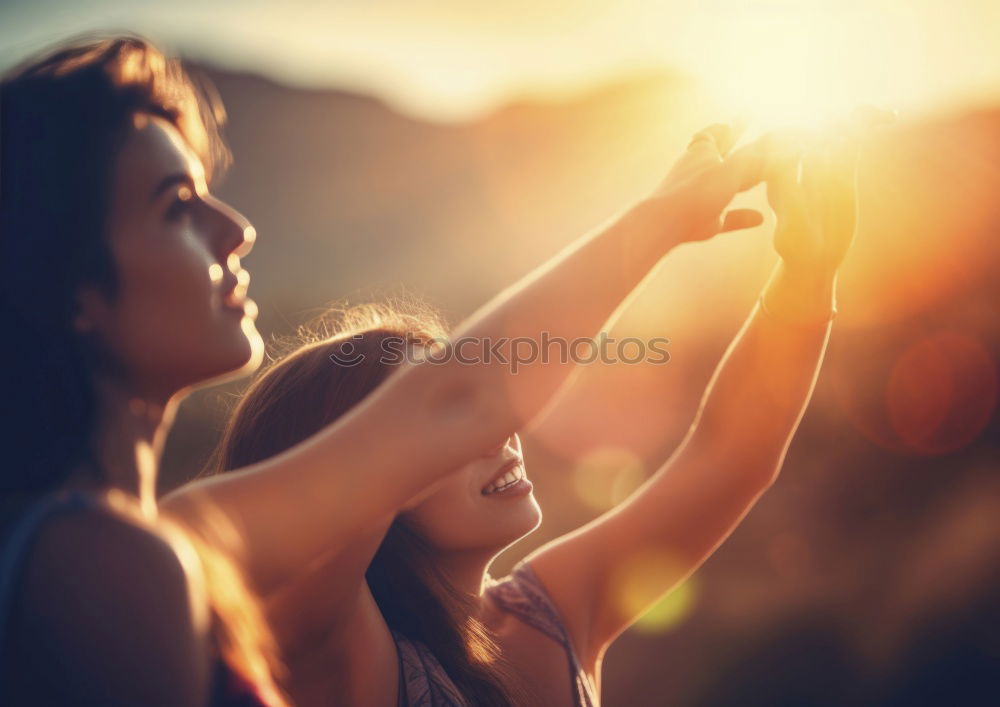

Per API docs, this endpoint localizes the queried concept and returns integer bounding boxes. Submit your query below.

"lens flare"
[610,548,698,634]
[694,3,911,132]
[886,331,997,455]
[571,446,646,512]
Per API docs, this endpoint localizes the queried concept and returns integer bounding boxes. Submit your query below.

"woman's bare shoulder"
[13,499,213,705]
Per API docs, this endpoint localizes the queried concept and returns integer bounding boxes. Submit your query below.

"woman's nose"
[232,222,256,258]
[207,195,256,257]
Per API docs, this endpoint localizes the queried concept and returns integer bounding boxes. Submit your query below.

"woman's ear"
[72,312,95,333]
[73,285,110,334]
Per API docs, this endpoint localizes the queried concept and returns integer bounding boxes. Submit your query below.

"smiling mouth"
[481,460,528,496]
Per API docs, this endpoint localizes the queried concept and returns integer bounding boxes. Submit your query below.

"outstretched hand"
[767,106,896,275]
[648,122,777,243]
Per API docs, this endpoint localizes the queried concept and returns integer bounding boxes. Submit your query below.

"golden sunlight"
[691,2,922,131]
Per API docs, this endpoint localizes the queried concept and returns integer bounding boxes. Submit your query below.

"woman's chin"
[239,320,265,370]
[494,498,543,549]
[195,324,265,387]
[524,499,543,536]
[226,311,265,362]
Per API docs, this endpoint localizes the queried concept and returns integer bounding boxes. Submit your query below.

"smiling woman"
[206,303,527,706]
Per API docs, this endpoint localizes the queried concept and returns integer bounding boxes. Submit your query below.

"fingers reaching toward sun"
[764,105,896,272]
[687,122,745,158]
[648,108,893,248]
[719,208,765,233]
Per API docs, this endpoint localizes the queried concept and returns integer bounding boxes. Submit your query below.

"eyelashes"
[166,185,196,221]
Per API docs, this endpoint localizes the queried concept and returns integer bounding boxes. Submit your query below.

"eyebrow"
[150,173,196,203]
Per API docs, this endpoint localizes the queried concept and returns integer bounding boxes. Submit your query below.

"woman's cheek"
[120,237,216,360]
[154,235,216,315]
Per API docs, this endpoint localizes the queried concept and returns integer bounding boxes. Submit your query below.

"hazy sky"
[2,0,999,122]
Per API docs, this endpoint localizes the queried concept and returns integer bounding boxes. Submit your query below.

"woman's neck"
[71,374,179,519]
[436,548,497,600]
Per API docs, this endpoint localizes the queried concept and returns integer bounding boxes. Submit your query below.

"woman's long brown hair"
[209,302,516,705]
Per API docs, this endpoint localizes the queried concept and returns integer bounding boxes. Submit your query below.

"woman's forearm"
[685,261,836,484]
[449,198,683,431]
[518,262,840,655]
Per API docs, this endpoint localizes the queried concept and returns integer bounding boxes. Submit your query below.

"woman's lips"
[221,269,255,317]
[222,294,258,320]
[481,459,531,496]
[482,477,533,498]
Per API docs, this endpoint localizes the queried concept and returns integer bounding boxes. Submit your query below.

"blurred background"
[2,1,998,704]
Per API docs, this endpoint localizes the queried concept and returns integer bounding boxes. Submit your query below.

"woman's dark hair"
[0,32,230,493]
[210,302,517,706]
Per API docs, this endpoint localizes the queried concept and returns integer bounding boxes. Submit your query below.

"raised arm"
[525,115,890,667]
[164,126,772,592]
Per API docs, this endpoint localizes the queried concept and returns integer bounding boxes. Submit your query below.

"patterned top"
[393,630,468,706]
[394,561,599,707]
[0,490,273,706]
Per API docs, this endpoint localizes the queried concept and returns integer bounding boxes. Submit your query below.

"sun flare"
[692,3,906,132]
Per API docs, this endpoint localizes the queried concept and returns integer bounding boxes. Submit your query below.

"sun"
[693,6,886,132]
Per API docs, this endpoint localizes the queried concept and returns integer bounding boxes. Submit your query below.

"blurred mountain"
[201,65,700,323]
